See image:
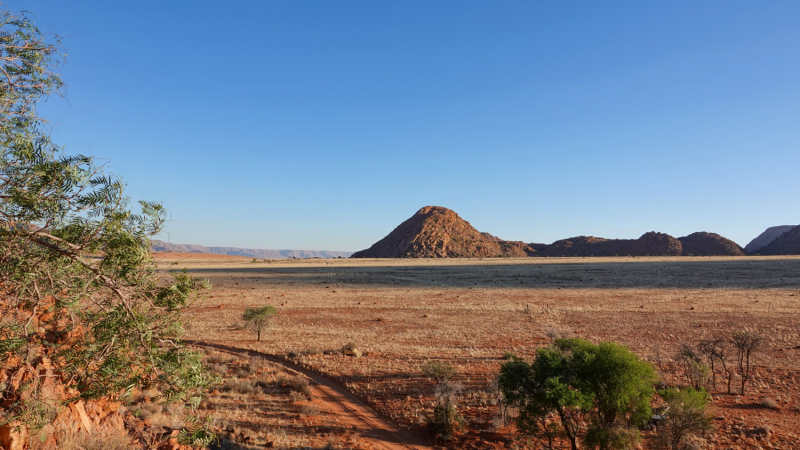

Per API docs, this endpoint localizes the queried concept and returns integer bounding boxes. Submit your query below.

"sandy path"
[190,341,432,450]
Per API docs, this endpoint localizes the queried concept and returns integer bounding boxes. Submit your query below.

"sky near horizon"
[9,1,800,251]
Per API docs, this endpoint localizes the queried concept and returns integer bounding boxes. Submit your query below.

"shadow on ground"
[175,259,800,290]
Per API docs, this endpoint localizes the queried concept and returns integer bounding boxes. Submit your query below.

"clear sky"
[10,1,800,250]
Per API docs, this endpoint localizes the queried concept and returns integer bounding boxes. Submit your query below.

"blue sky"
[10,1,800,250]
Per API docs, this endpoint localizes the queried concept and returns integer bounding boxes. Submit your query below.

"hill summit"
[351,206,536,258]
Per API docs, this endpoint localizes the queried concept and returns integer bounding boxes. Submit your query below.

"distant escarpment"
[151,240,352,259]
[538,232,683,257]
[353,206,748,258]
[745,225,796,254]
[757,226,800,255]
[351,206,537,258]
[678,232,745,256]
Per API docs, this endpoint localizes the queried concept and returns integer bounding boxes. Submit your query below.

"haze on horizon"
[16,0,800,251]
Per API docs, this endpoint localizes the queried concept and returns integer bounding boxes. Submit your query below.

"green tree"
[499,338,657,450]
[242,305,277,341]
[656,388,714,450]
[0,5,212,431]
[422,361,456,385]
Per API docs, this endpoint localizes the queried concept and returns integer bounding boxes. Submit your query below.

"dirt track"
[189,340,432,450]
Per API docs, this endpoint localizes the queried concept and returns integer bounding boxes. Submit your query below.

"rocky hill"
[744,225,796,253]
[151,240,352,259]
[351,206,752,259]
[756,225,800,255]
[539,232,683,257]
[678,232,745,256]
[351,206,537,258]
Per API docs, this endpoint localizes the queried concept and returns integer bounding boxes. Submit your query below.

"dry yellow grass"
[167,256,800,449]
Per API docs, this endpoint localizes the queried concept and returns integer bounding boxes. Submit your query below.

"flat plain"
[159,255,800,449]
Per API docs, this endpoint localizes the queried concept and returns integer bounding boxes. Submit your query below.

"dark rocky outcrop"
[744,226,796,254]
[352,206,536,258]
[678,232,745,256]
[757,225,800,255]
[538,232,683,257]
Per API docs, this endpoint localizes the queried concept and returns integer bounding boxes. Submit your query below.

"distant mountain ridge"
[756,226,800,255]
[352,206,750,258]
[744,225,796,253]
[151,240,352,259]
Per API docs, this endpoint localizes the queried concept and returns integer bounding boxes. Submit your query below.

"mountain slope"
[351,206,536,258]
[756,226,800,255]
[151,240,352,259]
[678,232,745,256]
[744,225,796,253]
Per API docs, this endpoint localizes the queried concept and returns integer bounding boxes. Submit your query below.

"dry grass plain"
[160,255,800,449]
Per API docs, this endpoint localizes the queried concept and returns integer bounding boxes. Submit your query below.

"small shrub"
[428,403,466,441]
[761,397,779,410]
[40,428,133,450]
[422,361,456,385]
[289,391,307,404]
[657,387,714,450]
[208,363,229,376]
[300,403,320,416]
[136,402,163,420]
[341,341,361,356]
[277,375,311,397]
[220,379,256,394]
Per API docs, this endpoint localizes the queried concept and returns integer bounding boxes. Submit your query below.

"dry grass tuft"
[761,397,779,410]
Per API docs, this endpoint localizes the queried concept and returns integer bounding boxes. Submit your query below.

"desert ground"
[158,255,800,449]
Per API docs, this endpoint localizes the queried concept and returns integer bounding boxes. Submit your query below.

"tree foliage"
[0,5,212,428]
[656,387,714,450]
[242,305,277,341]
[499,338,657,450]
[422,361,456,385]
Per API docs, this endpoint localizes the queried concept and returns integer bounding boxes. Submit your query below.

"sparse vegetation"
[242,305,278,341]
[422,361,456,385]
[656,387,714,450]
[163,257,800,449]
[732,331,762,395]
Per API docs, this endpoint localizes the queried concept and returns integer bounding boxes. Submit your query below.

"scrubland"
[160,255,800,449]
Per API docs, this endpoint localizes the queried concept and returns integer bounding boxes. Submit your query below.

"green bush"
[422,361,456,385]
[657,387,714,450]
[499,338,657,450]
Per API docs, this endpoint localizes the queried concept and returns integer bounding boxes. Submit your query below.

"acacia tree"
[499,339,657,450]
[242,305,277,341]
[0,6,212,431]
[732,331,762,395]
